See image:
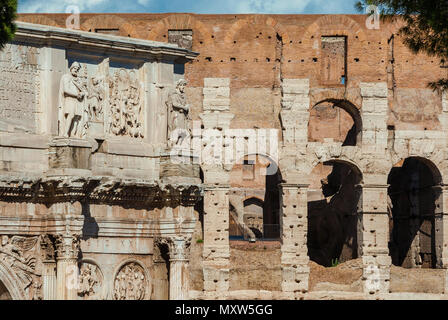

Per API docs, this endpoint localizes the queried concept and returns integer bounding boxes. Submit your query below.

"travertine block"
[204,78,230,87]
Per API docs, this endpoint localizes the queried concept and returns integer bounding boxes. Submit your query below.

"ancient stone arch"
[309,97,363,146]
[224,15,290,44]
[301,15,367,45]
[307,145,364,176]
[387,156,445,268]
[81,15,137,38]
[307,158,363,266]
[147,14,212,45]
[0,260,27,300]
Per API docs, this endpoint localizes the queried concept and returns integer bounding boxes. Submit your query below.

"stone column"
[42,262,57,300]
[280,183,309,294]
[55,233,80,300]
[161,236,191,300]
[359,184,391,295]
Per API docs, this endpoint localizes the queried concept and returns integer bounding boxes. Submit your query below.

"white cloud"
[19,0,109,13]
[234,0,312,14]
[17,0,358,14]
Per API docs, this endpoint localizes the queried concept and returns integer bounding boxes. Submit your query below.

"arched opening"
[243,197,264,238]
[307,160,362,267]
[0,280,12,300]
[229,154,281,241]
[388,157,441,268]
[308,99,361,146]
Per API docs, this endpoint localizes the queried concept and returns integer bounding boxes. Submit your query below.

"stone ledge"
[0,133,50,149]
[99,139,159,157]
[0,174,202,207]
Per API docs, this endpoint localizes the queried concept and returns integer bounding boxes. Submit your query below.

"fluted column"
[160,236,191,300]
[42,262,57,300]
[55,233,80,300]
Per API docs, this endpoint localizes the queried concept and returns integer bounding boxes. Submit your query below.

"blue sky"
[18,0,361,14]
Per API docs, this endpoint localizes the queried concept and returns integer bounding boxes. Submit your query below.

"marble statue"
[58,62,88,138]
[166,79,191,147]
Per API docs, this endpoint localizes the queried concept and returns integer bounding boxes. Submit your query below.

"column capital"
[156,235,192,262]
[55,233,80,261]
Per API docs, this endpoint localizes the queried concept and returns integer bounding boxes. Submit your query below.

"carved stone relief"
[0,44,41,133]
[113,262,146,300]
[54,233,80,260]
[109,68,144,138]
[166,79,191,147]
[78,261,103,299]
[0,235,44,300]
[156,235,191,261]
[58,61,145,139]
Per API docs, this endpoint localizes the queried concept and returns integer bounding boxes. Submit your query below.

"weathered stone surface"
[0,13,446,301]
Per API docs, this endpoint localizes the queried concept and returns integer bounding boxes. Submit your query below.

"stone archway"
[229,154,281,241]
[309,98,362,146]
[0,280,12,300]
[307,159,363,267]
[388,157,443,268]
[0,260,27,300]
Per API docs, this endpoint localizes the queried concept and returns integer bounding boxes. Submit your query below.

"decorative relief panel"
[109,68,144,138]
[78,261,103,300]
[113,262,147,300]
[58,61,144,139]
[0,234,51,300]
[0,44,41,133]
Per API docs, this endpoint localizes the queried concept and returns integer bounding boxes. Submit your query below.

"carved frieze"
[0,235,44,299]
[58,62,144,139]
[113,262,146,300]
[0,176,202,207]
[109,69,144,138]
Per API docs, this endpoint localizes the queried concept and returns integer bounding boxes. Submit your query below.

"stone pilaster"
[202,186,230,292]
[160,235,192,300]
[55,233,80,300]
[280,79,310,148]
[42,262,57,300]
[360,82,388,153]
[435,186,448,269]
[200,78,232,293]
[152,241,169,300]
[359,184,391,295]
[280,183,309,294]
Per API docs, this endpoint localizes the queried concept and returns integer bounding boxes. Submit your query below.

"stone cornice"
[0,175,201,208]
[14,22,199,61]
